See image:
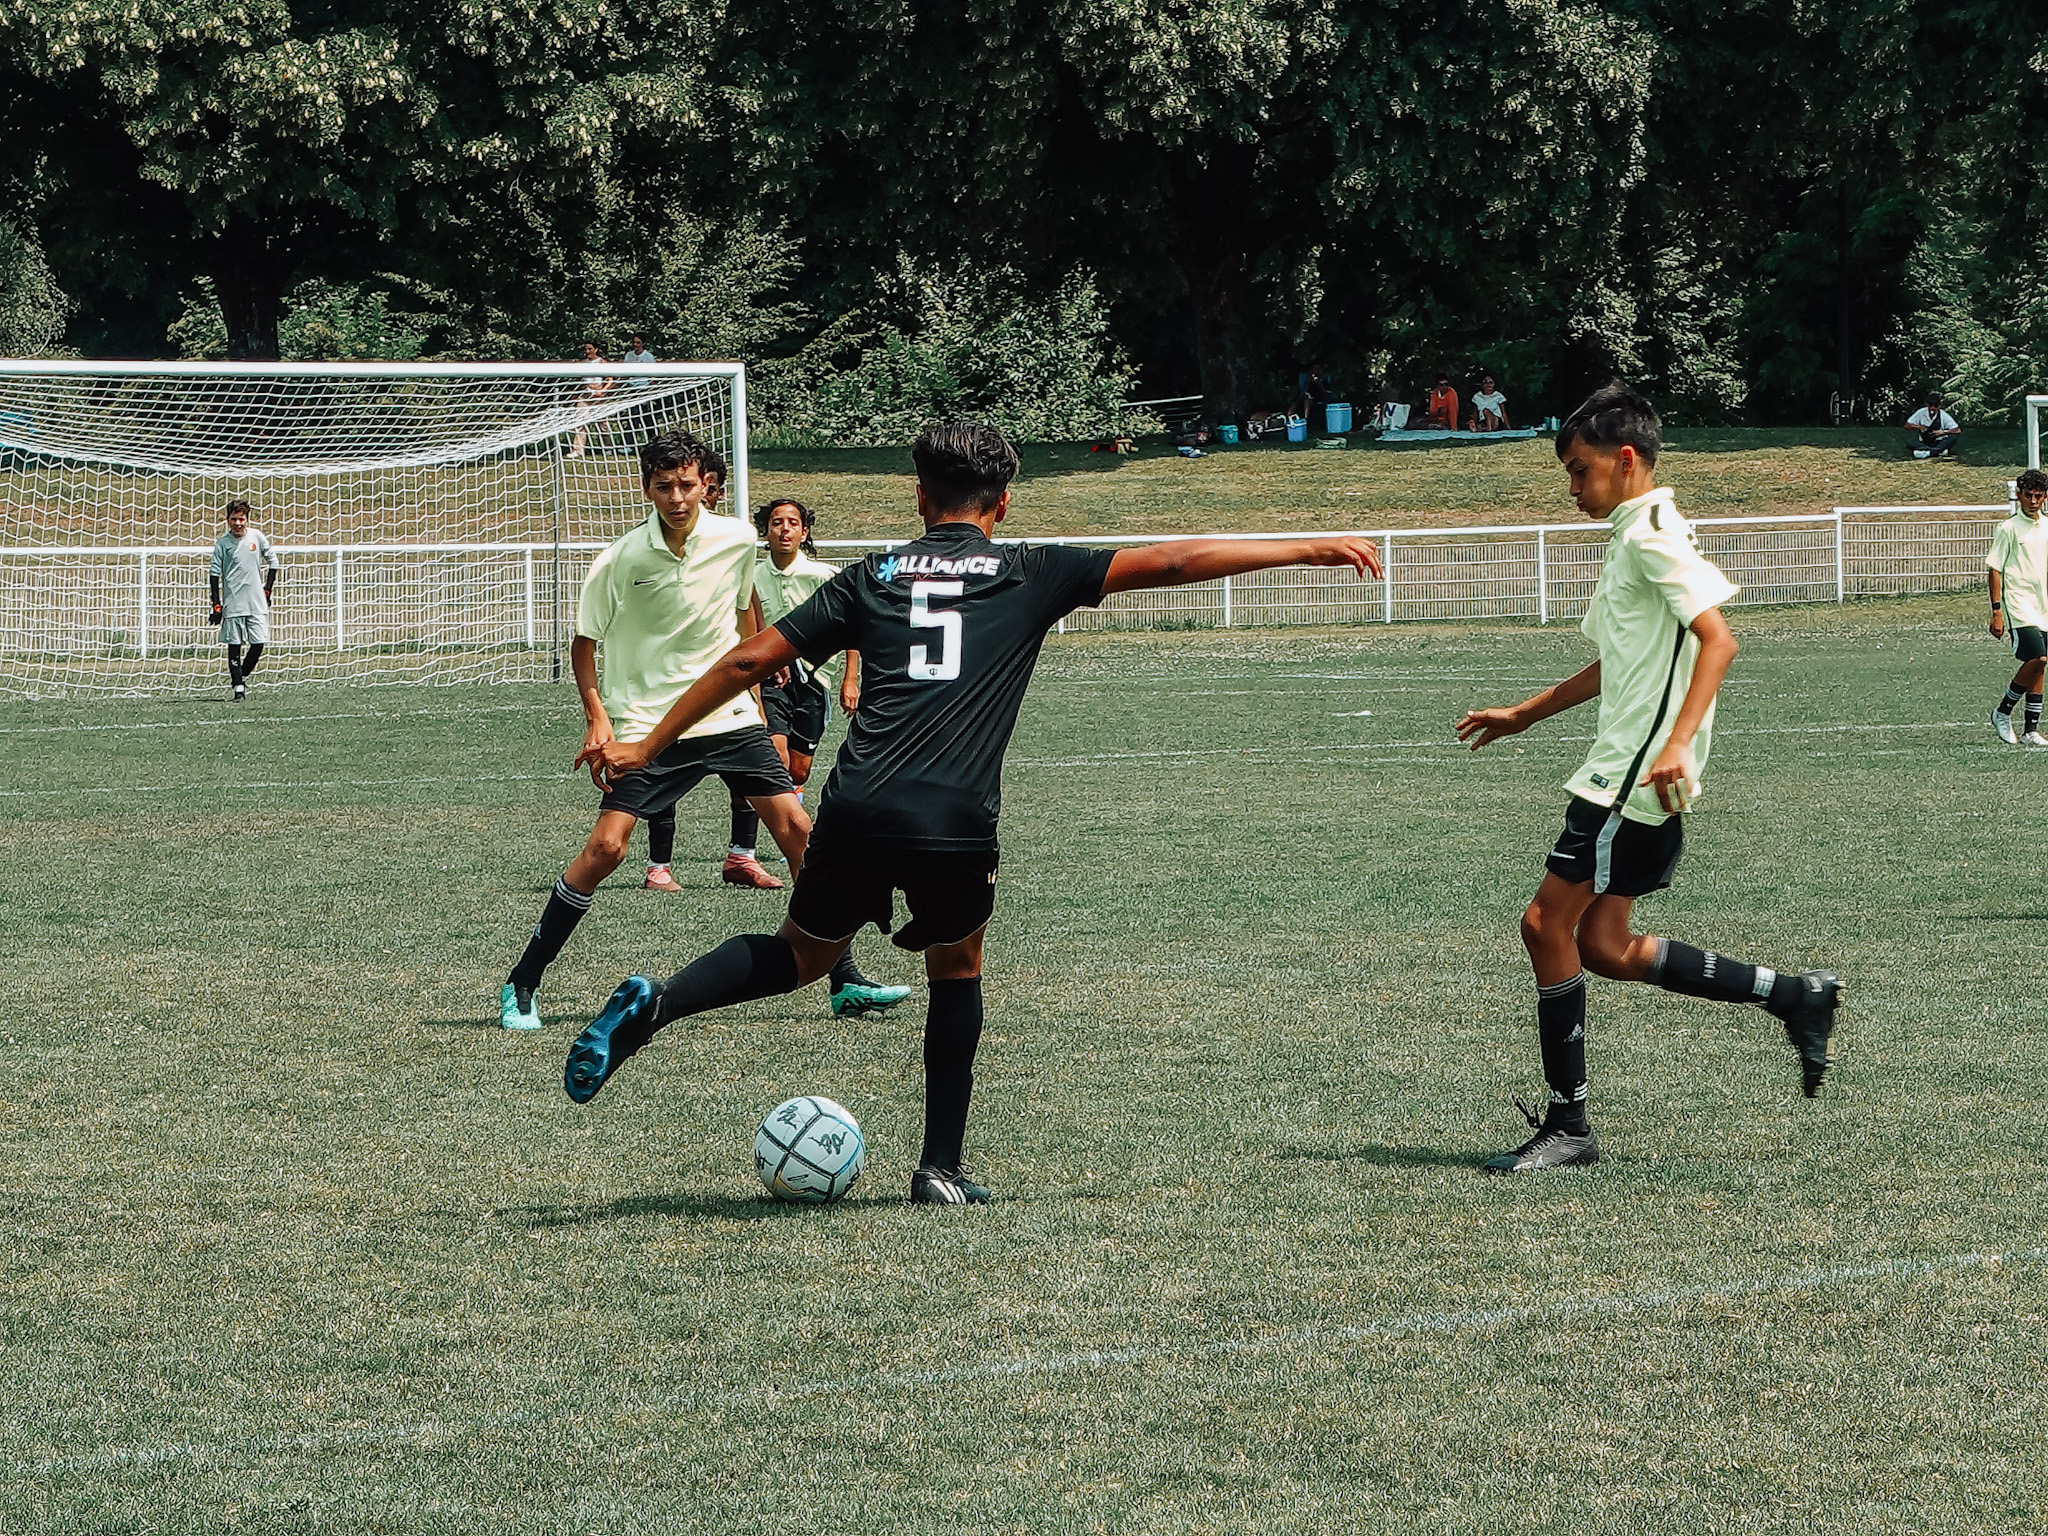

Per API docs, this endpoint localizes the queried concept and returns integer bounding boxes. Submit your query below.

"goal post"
[2028,393,2048,472]
[0,360,747,698]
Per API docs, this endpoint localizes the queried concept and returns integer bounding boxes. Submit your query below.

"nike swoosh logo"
[633,578,661,585]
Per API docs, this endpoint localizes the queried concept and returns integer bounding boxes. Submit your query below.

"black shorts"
[1545,794,1684,898]
[762,673,829,755]
[787,839,1000,951]
[598,725,796,818]
[2012,625,2048,661]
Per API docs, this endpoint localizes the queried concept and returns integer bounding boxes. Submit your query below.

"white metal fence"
[0,506,2013,695]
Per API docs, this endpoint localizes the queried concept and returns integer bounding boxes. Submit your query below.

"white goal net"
[0,361,745,697]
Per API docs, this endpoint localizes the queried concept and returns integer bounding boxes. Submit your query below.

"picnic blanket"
[1374,427,1542,444]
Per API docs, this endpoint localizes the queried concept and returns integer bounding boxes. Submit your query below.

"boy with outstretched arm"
[1455,383,1842,1173]
[497,430,907,1033]
[559,421,1382,1204]
[1986,468,2048,746]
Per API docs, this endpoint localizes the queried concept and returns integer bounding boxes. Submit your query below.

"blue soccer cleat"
[564,976,659,1104]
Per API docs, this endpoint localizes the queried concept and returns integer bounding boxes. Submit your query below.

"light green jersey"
[575,509,762,741]
[208,527,278,617]
[1985,510,2048,630]
[756,549,843,686]
[1565,488,1739,824]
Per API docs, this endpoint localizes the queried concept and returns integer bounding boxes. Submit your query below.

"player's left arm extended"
[1643,606,1738,813]
[576,625,801,787]
[1101,535,1382,594]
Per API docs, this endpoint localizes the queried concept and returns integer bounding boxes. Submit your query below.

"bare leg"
[748,791,811,878]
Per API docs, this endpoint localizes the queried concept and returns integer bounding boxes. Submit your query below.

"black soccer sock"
[1999,686,2023,715]
[729,794,759,855]
[2027,693,2042,735]
[1535,973,1589,1133]
[1645,938,1805,1015]
[507,876,593,993]
[827,948,869,990]
[646,811,675,867]
[651,932,801,1028]
[240,643,264,679]
[919,977,984,1171]
[226,645,243,686]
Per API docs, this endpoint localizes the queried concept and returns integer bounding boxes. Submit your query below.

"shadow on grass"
[1271,1143,1479,1170]
[1662,426,2028,465]
[418,1015,512,1031]
[505,1191,829,1226]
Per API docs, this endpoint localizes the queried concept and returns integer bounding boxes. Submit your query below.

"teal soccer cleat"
[831,979,913,1018]
[564,976,659,1103]
[499,982,542,1032]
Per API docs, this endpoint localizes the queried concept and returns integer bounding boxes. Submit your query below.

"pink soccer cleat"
[721,852,785,890]
[644,864,684,893]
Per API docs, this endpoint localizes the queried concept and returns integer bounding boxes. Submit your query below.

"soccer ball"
[754,1095,866,1204]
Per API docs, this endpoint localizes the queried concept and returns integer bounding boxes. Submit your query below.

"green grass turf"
[754,427,2030,540]
[5,593,2046,1532]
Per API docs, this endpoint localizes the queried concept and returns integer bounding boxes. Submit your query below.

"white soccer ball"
[753,1095,866,1204]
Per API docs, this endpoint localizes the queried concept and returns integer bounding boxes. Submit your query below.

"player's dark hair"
[639,429,709,480]
[2019,469,2048,494]
[225,498,251,520]
[755,497,818,554]
[1557,380,1661,464]
[700,446,728,486]
[912,421,1019,514]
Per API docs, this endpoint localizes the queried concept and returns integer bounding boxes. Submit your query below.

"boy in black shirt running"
[562,421,1383,1203]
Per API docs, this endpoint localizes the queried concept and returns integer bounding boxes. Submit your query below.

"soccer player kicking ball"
[1986,469,2048,746]
[1455,383,1842,1174]
[497,430,908,1033]
[562,421,1382,1204]
[208,499,277,701]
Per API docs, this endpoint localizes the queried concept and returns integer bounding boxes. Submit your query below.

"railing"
[0,506,2015,678]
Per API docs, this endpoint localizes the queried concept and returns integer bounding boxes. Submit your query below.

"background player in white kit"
[1986,469,2048,746]
[208,499,277,701]
[723,498,863,887]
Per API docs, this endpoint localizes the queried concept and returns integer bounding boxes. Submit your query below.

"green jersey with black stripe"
[1566,489,1739,825]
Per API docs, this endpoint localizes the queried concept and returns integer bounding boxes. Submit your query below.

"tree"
[709,0,1654,418]
[0,216,69,356]
[0,0,721,358]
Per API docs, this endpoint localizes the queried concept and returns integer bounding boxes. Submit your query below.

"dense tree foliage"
[1,0,2042,427]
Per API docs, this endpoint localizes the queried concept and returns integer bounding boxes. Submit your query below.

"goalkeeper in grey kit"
[208,499,278,701]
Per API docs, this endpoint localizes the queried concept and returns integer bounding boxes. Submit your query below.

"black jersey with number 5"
[773,521,1115,852]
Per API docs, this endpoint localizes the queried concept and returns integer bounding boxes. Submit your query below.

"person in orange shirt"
[1427,374,1460,429]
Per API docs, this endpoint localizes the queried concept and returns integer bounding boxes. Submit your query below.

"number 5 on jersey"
[909,579,963,680]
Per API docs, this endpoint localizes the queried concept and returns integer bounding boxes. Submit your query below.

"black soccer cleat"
[1775,969,1842,1097]
[1484,1100,1600,1174]
[564,975,658,1104]
[909,1165,992,1205]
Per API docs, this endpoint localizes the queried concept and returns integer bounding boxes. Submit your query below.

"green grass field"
[6,593,2046,1533]
[757,427,2031,539]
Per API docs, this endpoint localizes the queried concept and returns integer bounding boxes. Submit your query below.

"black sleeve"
[774,563,861,664]
[1025,544,1117,622]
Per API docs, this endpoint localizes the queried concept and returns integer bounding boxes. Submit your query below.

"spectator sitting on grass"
[1427,375,1460,429]
[1906,394,1961,460]
[1470,376,1511,432]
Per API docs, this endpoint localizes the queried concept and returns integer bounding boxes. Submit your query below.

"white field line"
[0,701,567,736]
[16,1243,2043,1479]
[0,720,2002,798]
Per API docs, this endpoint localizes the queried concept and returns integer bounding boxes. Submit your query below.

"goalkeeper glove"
[209,603,223,624]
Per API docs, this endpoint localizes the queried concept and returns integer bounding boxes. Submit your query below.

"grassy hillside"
[752,428,2029,541]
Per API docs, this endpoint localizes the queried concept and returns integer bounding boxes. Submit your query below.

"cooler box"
[1218,423,1239,444]
[1286,416,1307,443]
[1324,402,1352,433]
